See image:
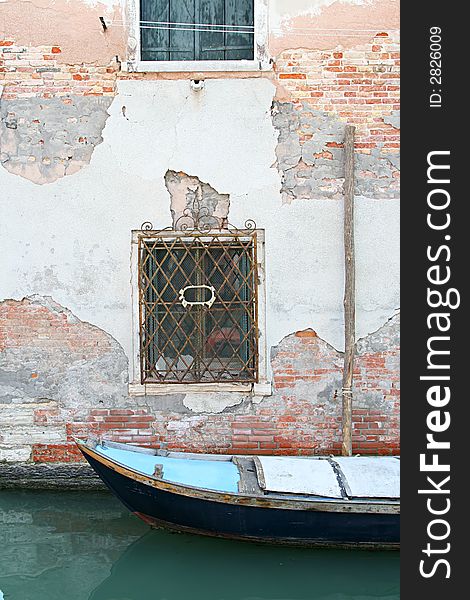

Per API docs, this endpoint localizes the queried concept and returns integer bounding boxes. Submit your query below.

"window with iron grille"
[139,0,254,62]
[138,231,259,384]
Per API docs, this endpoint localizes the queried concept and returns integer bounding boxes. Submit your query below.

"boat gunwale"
[76,440,400,515]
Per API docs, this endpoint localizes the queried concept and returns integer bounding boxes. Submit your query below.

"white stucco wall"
[0,78,399,369]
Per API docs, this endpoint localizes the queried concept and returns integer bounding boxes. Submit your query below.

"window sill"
[128,382,272,397]
[122,59,272,73]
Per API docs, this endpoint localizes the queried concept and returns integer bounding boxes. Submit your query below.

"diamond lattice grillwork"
[138,232,259,384]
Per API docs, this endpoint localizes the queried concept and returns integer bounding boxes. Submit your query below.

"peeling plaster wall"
[1,96,112,183]
[0,297,399,463]
[0,296,128,409]
[0,77,399,357]
[1,0,400,468]
[269,0,400,53]
[272,101,399,201]
[0,296,128,462]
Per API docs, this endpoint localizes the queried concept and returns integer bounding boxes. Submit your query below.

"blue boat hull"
[81,446,399,549]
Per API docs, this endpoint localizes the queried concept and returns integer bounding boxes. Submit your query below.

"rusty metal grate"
[138,228,259,384]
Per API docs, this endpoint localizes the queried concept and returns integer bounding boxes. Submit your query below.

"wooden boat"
[76,439,400,549]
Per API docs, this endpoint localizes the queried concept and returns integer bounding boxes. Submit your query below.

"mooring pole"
[341,124,356,457]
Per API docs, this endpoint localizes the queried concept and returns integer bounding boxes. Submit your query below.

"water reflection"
[0,490,147,600]
[0,490,399,600]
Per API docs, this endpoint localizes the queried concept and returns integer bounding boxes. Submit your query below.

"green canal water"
[0,490,399,600]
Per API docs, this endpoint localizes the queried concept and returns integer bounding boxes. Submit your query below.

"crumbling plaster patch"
[182,393,247,414]
[272,101,400,202]
[164,170,230,228]
[0,296,251,417]
[272,311,399,396]
[384,110,400,130]
[0,296,128,408]
[0,296,399,463]
[0,96,113,184]
[0,294,399,416]
[356,309,400,354]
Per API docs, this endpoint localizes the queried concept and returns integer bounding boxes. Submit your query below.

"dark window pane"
[198,0,225,60]
[140,0,170,61]
[139,236,257,383]
[140,0,254,61]
[169,0,196,61]
[224,0,254,60]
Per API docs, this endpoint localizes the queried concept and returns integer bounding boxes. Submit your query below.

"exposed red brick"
[279,73,306,80]
[273,39,400,151]
[32,443,85,463]
[295,329,317,338]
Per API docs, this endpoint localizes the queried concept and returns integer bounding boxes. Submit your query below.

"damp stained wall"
[0,77,399,358]
[1,0,400,463]
[269,0,400,53]
[0,0,126,65]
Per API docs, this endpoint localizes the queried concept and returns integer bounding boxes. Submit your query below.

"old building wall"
[0,297,399,463]
[1,0,400,470]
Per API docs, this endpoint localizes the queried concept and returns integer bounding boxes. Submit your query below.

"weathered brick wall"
[0,297,399,464]
[0,40,116,182]
[0,297,128,462]
[274,33,400,147]
[1,35,399,191]
[271,33,400,202]
[0,41,117,98]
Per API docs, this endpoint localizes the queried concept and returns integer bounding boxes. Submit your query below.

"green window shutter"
[199,0,254,61]
[224,0,254,60]
[169,0,196,61]
[198,0,225,60]
[140,0,170,61]
[140,0,254,62]
[140,0,196,61]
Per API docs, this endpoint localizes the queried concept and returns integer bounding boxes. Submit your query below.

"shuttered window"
[138,233,259,383]
[140,0,254,61]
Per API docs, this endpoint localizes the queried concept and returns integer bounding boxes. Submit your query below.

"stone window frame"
[129,228,271,397]
[124,0,270,73]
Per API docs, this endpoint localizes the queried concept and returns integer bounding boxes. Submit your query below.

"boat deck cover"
[256,457,343,498]
[95,444,399,499]
[333,457,400,498]
[95,444,240,493]
[256,456,400,499]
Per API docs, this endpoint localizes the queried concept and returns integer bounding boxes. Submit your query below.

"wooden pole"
[342,125,356,457]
